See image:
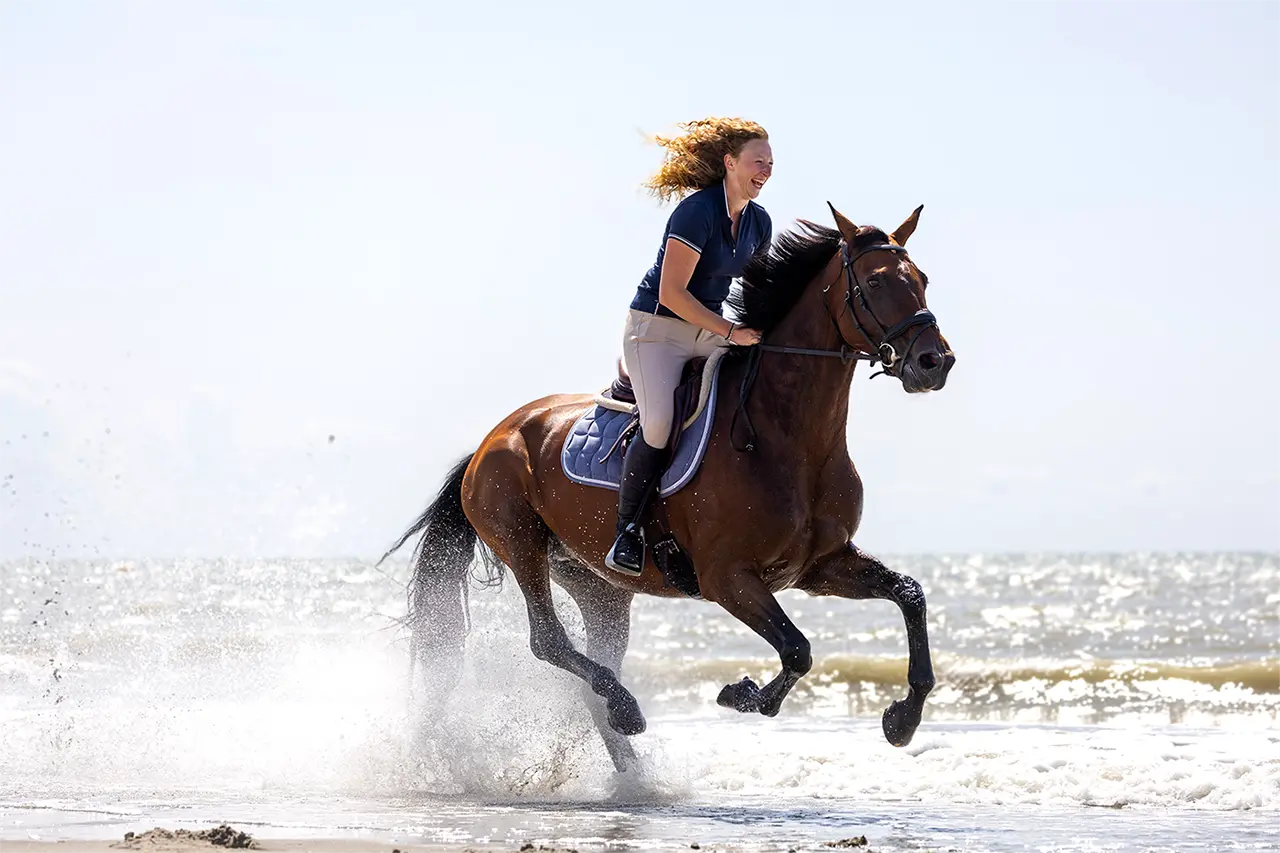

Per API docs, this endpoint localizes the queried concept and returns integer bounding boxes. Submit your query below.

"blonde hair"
[644,117,768,203]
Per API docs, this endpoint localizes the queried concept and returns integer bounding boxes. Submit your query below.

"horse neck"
[753,252,858,451]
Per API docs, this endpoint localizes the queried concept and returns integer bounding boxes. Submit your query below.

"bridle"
[730,239,939,452]
[758,240,937,374]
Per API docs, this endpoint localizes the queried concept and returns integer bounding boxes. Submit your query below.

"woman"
[606,117,774,576]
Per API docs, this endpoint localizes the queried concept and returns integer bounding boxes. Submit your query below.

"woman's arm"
[657,238,761,344]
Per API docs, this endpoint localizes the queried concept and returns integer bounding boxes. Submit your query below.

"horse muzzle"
[900,348,956,393]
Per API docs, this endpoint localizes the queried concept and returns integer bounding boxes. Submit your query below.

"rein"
[756,343,873,362]
[729,240,938,452]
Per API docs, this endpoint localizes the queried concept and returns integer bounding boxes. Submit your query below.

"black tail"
[378,453,503,700]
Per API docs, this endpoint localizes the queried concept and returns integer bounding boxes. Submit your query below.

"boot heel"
[605,524,645,576]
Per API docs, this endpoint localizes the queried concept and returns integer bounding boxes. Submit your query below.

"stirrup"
[604,524,645,577]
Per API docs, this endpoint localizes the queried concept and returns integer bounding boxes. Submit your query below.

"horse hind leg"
[550,553,639,773]
[477,500,647,738]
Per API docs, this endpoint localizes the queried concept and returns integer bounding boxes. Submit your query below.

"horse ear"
[826,201,858,244]
[891,205,924,246]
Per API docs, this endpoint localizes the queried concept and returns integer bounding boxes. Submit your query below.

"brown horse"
[381,203,954,773]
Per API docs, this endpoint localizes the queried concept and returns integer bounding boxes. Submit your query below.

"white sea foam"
[648,716,1279,811]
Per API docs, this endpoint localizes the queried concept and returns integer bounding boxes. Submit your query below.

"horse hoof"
[717,676,761,713]
[882,698,922,747]
[607,693,647,736]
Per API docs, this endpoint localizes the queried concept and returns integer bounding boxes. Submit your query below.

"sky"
[1,1,1277,560]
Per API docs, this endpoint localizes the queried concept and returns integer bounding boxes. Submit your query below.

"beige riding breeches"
[621,308,727,449]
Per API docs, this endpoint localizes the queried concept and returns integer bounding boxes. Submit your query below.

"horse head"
[826,203,955,393]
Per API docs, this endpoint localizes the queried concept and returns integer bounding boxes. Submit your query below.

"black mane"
[728,222,892,333]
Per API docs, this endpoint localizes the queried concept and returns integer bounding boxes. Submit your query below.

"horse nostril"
[918,352,940,372]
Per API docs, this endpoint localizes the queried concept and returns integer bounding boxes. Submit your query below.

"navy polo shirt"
[631,181,773,318]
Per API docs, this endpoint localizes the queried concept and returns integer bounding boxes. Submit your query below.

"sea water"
[2,553,1277,851]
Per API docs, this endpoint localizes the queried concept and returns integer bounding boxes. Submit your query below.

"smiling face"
[725,137,773,200]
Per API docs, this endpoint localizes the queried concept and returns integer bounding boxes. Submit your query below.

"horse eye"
[867,276,883,288]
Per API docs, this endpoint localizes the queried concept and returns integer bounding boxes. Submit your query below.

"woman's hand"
[656,238,762,347]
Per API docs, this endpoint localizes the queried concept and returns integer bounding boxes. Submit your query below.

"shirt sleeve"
[666,198,714,253]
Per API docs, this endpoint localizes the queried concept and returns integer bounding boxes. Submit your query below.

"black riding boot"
[605,434,666,576]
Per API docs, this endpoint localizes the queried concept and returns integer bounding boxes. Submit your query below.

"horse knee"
[896,575,926,614]
[529,624,570,663]
[782,636,812,675]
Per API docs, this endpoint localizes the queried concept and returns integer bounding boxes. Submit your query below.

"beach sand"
[2,827,569,853]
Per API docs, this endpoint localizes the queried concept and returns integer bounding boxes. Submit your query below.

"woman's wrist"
[724,321,736,340]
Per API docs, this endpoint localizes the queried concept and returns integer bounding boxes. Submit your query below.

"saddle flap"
[668,356,708,449]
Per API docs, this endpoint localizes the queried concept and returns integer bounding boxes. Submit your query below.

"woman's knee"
[638,408,673,449]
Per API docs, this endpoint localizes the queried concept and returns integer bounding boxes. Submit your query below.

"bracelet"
[726,322,736,341]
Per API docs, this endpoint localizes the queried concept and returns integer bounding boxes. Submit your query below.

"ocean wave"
[627,653,1279,693]
[622,653,1279,724]
[629,648,1280,686]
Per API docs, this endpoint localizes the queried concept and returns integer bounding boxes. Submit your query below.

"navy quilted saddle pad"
[561,357,724,498]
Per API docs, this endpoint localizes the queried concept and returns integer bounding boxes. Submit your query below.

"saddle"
[595,348,726,457]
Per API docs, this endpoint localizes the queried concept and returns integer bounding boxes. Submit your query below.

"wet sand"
[2,828,574,853]
[4,843,466,853]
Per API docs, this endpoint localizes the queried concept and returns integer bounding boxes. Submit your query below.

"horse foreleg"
[508,545,647,737]
[700,567,811,718]
[799,544,934,746]
[552,560,638,772]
